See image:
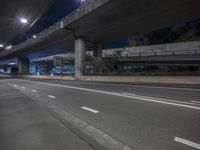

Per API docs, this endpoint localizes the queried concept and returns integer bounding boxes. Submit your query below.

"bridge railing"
[102,49,200,58]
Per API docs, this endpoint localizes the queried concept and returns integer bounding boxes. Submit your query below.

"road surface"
[0,78,200,150]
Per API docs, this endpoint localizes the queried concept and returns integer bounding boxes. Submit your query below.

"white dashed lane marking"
[81,106,99,114]
[12,79,200,110]
[48,95,56,99]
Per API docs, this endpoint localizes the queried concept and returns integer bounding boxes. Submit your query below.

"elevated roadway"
[0,0,55,46]
[1,0,200,59]
[0,0,200,78]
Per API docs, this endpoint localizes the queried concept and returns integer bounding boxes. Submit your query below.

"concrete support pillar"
[18,57,29,75]
[75,38,85,80]
[94,42,102,60]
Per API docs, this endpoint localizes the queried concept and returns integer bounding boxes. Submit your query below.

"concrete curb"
[20,75,200,86]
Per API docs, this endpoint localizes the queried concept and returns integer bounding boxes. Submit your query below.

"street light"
[33,35,37,38]
[0,44,4,48]
[20,18,28,24]
[9,63,16,65]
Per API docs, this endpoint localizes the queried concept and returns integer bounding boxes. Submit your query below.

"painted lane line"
[14,79,200,110]
[191,101,200,104]
[81,107,99,114]
[10,78,200,92]
[41,102,133,150]
[48,95,56,99]
[122,93,198,106]
[31,90,37,92]
[122,92,136,96]
[174,137,200,149]
[21,87,25,89]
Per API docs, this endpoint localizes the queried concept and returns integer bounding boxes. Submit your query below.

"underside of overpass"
[0,0,200,77]
[1,0,200,59]
[0,0,55,74]
[0,0,55,47]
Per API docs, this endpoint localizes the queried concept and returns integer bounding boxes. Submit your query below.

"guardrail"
[29,49,200,63]
[102,49,200,58]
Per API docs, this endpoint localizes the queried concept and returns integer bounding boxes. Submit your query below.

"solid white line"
[31,90,37,92]
[122,92,136,96]
[81,106,99,114]
[122,93,197,106]
[13,79,200,110]
[191,101,200,104]
[48,95,56,99]
[120,84,200,92]
[54,79,200,92]
[174,137,200,149]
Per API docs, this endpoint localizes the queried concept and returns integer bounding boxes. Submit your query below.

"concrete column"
[18,57,29,75]
[75,38,85,80]
[94,42,102,60]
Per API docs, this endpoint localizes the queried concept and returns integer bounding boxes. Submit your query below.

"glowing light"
[0,44,4,48]
[5,45,12,50]
[20,18,28,24]
[9,63,16,65]
[33,35,37,38]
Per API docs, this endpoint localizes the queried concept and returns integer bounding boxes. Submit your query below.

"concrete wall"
[23,75,74,80]
[81,76,200,85]
[22,75,200,85]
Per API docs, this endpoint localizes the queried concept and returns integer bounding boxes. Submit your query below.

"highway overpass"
[0,0,200,78]
[30,41,200,66]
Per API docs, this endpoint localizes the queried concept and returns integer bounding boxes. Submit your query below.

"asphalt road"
[0,78,200,150]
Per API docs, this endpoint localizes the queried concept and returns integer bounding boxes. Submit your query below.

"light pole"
[19,17,29,40]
